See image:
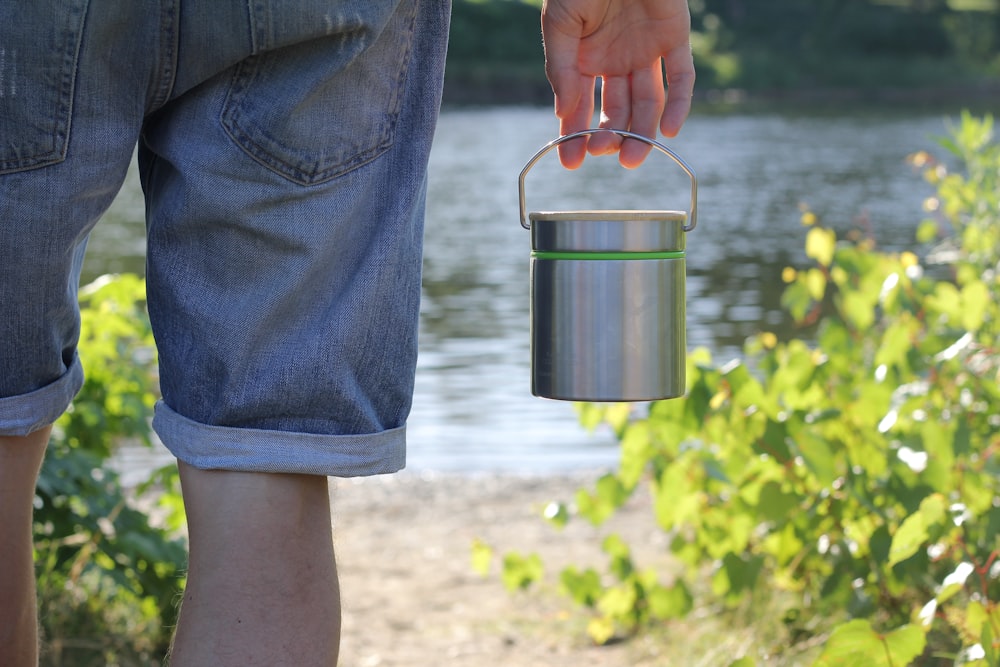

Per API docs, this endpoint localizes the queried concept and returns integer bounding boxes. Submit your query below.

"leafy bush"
[35,274,185,666]
[485,113,1000,666]
[690,0,1000,91]
[444,0,549,105]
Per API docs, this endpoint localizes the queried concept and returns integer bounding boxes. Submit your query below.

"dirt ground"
[332,470,679,667]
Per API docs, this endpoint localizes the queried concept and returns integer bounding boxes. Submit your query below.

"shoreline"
[331,468,684,667]
[441,79,1000,114]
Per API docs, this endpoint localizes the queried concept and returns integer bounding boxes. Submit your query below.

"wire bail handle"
[518,129,698,232]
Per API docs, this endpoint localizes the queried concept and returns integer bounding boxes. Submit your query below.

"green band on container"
[531,250,686,261]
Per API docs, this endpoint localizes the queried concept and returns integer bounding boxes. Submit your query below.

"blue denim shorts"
[0,0,451,476]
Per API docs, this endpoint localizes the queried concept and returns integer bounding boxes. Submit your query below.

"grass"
[502,566,840,666]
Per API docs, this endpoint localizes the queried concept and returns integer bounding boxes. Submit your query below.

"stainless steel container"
[518,130,698,402]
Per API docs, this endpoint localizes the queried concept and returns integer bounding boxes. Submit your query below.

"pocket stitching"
[0,0,89,174]
[220,54,397,187]
[219,1,419,187]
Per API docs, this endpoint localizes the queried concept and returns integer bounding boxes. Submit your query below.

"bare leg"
[169,462,340,667]
[0,427,51,667]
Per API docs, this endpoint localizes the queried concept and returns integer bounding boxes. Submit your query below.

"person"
[0,0,694,664]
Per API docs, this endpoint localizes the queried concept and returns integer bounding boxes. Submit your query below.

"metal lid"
[529,210,686,253]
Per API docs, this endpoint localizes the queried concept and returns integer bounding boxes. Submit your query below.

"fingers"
[587,75,627,157]
[617,62,665,169]
[661,44,695,138]
[541,0,695,168]
[542,10,595,169]
[589,62,665,169]
[555,74,596,169]
[554,58,686,170]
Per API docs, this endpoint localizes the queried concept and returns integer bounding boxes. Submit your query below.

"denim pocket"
[221,0,419,186]
[0,1,89,173]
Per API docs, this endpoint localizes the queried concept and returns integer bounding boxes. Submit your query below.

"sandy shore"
[331,469,678,667]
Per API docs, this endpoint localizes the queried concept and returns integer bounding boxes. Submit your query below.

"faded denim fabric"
[0,0,451,476]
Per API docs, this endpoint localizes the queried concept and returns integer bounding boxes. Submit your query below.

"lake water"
[92,106,953,477]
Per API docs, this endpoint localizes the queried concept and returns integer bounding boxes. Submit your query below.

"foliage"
[689,0,998,91]
[443,0,1000,104]
[35,274,185,666]
[482,113,1000,666]
[445,0,548,105]
[449,0,542,66]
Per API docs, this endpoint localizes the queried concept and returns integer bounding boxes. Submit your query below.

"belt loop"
[247,0,271,54]
[148,0,179,111]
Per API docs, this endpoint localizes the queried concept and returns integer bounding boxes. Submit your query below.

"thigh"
[143,0,452,476]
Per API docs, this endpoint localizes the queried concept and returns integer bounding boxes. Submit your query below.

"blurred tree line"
[692,0,1000,91]
[444,0,1000,104]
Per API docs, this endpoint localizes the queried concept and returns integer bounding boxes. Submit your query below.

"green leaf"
[763,522,805,567]
[887,494,946,568]
[576,473,628,526]
[874,318,915,371]
[619,421,653,490]
[653,462,701,530]
[542,501,570,528]
[587,616,616,645]
[961,279,989,331]
[471,539,493,577]
[817,620,926,667]
[951,601,995,647]
[756,481,796,523]
[982,621,998,666]
[603,534,635,580]
[702,454,732,485]
[927,282,962,324]
[882,624,928,666]
[597,584,637,619]
[806,267,828,300]
[602,534,630,560]
[793,430,839,488]
[501,552,543,591]
[817,619,885,665]
[756,417,792,462]
[713,553,764,598]
[806,227,837,267]
[575,402,633,435]
[888,511,929,569]
[841,290,876,330]
[935,562,974,604]
[647,581,693,620]
[916,219,939,244]
[560,567,603,607]
[781,278,814,323]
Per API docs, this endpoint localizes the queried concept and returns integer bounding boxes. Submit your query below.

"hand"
[541,0,695,169]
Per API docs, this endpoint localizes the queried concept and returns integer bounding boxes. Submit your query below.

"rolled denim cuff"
[152,401,407,477]
[0,355,83,436]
